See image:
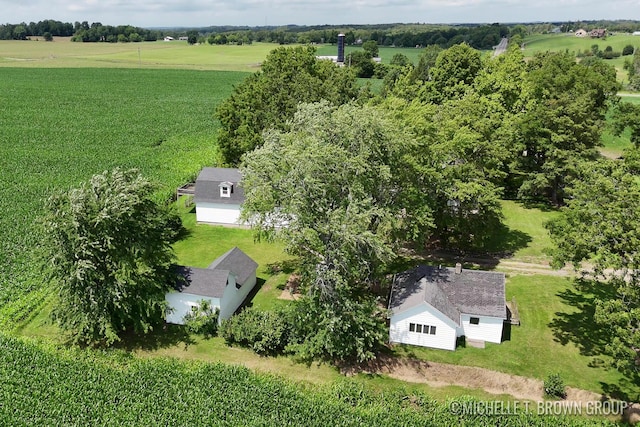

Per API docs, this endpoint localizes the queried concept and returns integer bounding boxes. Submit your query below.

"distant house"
[388,264,506,351]
[179,36,189,41]
[165,247,258,325]
[164,36,174,41]
[633,31,640,36]
[575,29,588,37]
[194,167,244,225]
[589,29,607,38]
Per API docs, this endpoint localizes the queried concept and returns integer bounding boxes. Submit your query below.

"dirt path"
[348,356,604,405]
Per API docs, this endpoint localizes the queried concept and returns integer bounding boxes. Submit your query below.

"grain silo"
[337,33,345,63]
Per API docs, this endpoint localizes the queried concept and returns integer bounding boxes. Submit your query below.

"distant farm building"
[589,29,607,38]
[575,29,587,37]
[164,36,174,41]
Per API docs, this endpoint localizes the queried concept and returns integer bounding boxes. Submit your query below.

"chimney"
[337,33,345,63]
[455,263,462,274]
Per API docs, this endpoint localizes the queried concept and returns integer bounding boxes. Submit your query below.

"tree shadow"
[548,278,616,357]
[115,323,196,352]
[265,259,298,275]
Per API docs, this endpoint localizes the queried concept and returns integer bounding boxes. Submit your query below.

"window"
[409,322,436,335]
[470,317,480,325]
[219,181,233,198]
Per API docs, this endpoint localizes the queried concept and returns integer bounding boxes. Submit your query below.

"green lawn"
[499,200,558,263]
[172,200,293,310]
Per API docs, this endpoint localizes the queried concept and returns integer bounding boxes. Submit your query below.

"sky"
[2,0,639,28]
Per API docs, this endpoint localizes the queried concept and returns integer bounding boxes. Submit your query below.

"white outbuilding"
[388,264,506,351]
[165,247,258,325]
[194,167,244,225]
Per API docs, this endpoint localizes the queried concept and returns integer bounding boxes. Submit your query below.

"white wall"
[219,272,257,321]
[460,314,504,344]
[196,202,242,225]
[165,292,220,325]
[389,303,458,351]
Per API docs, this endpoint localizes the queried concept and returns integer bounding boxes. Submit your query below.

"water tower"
[337,33,345,63]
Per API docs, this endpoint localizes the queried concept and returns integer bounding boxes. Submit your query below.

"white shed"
[166,247,258,325]
[388,264,506,351]
[194,168,244,225]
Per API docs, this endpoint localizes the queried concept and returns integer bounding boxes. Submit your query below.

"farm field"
[0,67,247,328]
[0,37,277,71]
[1,37,638,424]
[523,33,640,84]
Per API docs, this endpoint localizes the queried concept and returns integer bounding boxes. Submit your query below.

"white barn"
[166,247,258,325]
[194,168,244,225]
[388,264,506,351]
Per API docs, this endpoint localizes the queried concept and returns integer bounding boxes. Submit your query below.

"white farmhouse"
[165,247,258,325]
[194,167,244,225]
[388,264,506,351]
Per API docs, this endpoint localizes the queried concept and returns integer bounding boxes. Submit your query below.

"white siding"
[219,272,257,320]
[165,293,220,325]
[196,202,242,225]
[389,303,458,351]
[460,314,504,344]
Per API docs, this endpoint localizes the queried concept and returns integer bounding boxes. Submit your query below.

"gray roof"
[174,247,257,297]
[389,265,506,325]
[194,167,244,205]
[174,266,230,298]
[207,246,258,286]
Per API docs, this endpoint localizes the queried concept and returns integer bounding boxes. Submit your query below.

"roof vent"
[455,263,462,274]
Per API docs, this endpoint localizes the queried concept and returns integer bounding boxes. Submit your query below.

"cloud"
[0,0,635,27]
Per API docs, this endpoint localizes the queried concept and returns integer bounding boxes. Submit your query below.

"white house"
[194,167,244,225]
[166,247,258,325]
[575,29,588,37]
[388,264,506,351]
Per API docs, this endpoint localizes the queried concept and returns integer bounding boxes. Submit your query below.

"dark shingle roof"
[208,247,258,286]
[194,167,244,205]
[389,265,506,325]
[174,266,229,298]
[173,247,257,297]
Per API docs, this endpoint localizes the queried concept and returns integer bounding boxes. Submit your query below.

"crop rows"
[0,334,617,426]
[0,67,246,327]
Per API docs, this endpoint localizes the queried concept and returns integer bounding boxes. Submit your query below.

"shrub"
[183,300,219,337]
[544,373,567,399]
[220,306,292,355]
[623,45,635,56]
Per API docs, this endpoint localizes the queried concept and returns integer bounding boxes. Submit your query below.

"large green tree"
[547,160,640,374]
[240,102,426,362]
[42,168,181,345]
[517,52,619,205]
[215,46,363,165]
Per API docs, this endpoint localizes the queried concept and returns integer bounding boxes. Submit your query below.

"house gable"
[389,302,458,351]
[389,264,506,350]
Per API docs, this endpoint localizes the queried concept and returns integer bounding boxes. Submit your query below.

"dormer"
[219,181,233,198]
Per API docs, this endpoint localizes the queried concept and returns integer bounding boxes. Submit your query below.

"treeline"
[0,20,74,40]
[203,23,509,50]
[70,22,162,43]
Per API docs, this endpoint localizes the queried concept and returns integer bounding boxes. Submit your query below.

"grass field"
[0,37,277,71]
[523,33,639,84]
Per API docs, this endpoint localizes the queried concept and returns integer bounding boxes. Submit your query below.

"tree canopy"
[215,46,363,165]
[240,101,424,362]
[41,168,181,345]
